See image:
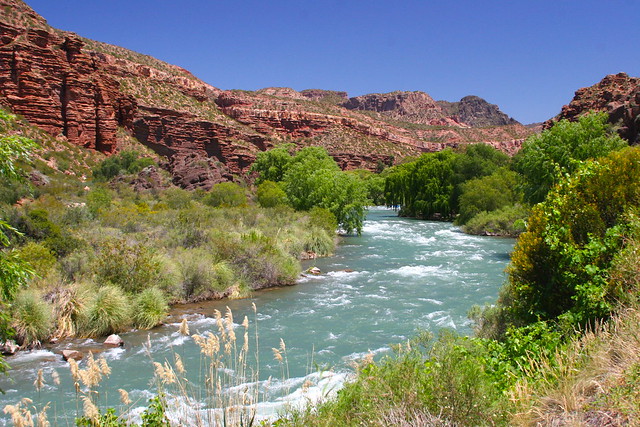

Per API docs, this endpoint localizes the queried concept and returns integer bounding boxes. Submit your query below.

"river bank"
[0,208,514,425]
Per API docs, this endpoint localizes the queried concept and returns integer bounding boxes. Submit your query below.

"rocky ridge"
[0,0,532,189]
[547,72,640,144]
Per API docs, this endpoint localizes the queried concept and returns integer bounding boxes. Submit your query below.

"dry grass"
[511,308,640,426]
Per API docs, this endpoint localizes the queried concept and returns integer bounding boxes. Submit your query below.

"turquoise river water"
[0,207,514,424]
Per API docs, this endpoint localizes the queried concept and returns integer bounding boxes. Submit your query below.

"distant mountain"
[0,0,532,189]
[546,72,640,144]
[437,96,520,127]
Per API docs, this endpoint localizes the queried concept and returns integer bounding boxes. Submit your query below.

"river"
[0,207,514,424]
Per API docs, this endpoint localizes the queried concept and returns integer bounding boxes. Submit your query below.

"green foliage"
[202,182,248,208]
[253,146,368,234]
[83,285,131,337]
[93,150,155,182]
[462,204,529,237]
[75,407,127,426]
[503,146,640,327]
[384,149,459,219]
[93,239,164,294]
[133,287,168,329]
[11,290,52,347]
[385,144,510,220]
[86,186,113,215]
[15,242,56,279]
[456,168,521,225]
[514,112,627,204]
[307,207,338,234]
[256,180,288,208]
[250,143,294,183]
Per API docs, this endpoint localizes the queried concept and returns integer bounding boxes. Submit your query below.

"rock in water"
[104,334,124,347]
[62,349,83,361]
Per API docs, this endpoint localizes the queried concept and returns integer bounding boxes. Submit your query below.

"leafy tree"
[252,146,368,234]
[250,143,294,183]
[502,146,640,327]
[282,147,367,234]
[513,112,627,204]
[456,168,521,225]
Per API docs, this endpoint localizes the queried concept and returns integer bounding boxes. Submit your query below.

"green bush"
[133,287,168,329]
[256,180,288,207]
[15,242,56,279]
[86,186,113,215]
[455,168,521,225]
[503,146,640,327]
[93,239,164,294]
[202,182,247,208]
[93,150,155,182]
[11,290,52,347]
[462,204,529,237]
[83,285,131,337]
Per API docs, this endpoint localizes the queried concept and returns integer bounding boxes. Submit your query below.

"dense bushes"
[501,147,640,327]
[92,150,155,181]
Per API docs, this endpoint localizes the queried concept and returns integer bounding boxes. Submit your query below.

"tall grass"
[11,290,52,348]
[83,285,131,337]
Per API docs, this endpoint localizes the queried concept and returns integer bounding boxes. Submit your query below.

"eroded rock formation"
[547,73,640,144]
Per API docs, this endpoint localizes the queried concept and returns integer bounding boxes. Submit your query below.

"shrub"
[83,285,131,337]
[93,150,155,181]
[256,180,288,208]
[202,182,247,208]
[86,186,113,215]
[462,204,529,237]
[502,147,640,328]
[93,239,164,294]
[11,290,52,347]
[308,207,338,234]
[455,168,521,225]
[133,287,168,329]
[16,242,56,279]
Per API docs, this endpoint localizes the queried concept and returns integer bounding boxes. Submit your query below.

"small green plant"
[133,287,169,329]
[11,290,52,348]
[83,285,131,337]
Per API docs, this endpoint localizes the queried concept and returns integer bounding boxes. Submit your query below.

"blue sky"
[25,0,639,124]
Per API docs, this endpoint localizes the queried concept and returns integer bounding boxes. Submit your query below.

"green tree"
[456,168,521,225]
[502,146,640,327]
[250,143,294,183]
[514,112,627,204]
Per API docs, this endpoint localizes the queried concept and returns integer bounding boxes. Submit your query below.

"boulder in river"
[104,334,124,347]
[307,267,321,275]
[0,340,19,355]
[62,349,83,361]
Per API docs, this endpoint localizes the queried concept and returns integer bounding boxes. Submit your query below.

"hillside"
[0,0,533,189]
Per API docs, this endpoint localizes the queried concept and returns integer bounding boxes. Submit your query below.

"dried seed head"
[175,354,185,374]
[34,369,45,392]
[279,338,286,353]
[68,359,79,381]
[225,306,234,327]
[51,370,60,386]
[99,357,111,376]
[82,396,99,422]
[118,388,132,405]
[36,403,50,427]
[252,302,257,313]
[272,348,283,362]
[179,318,189,336]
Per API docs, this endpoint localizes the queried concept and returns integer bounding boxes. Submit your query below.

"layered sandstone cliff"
[0,0,532,189]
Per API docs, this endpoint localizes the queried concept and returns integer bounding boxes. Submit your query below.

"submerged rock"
[62,349,83,361]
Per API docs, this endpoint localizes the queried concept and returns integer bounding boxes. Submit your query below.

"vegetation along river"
[0,207,514,424]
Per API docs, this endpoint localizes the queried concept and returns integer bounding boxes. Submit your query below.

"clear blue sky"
[25,0,639,124]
